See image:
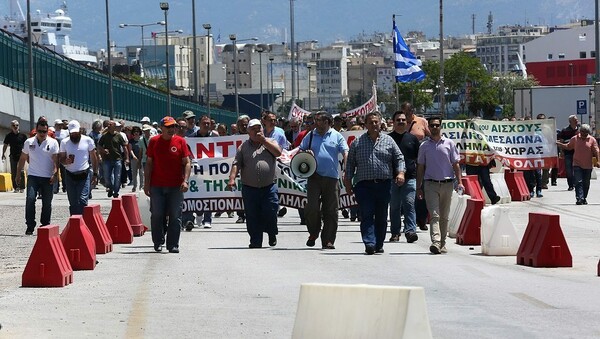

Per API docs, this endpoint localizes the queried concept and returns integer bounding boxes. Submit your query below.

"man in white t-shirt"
[59,120,99,215]
[16,119,60,235]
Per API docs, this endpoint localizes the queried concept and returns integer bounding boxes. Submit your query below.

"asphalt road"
[0,177,599,338]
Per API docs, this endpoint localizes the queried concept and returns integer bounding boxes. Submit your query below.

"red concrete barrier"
[517,213,572,268]
[461,175,484,201]
[455,198,485,246]
[504,170,530,201]
[22,225,73,287]
[60,216,97,270]
[83,205,113,254]
[106,198,134,244]
[122,194,148,237]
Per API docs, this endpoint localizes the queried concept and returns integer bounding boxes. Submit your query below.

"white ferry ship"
[1,1,97,64]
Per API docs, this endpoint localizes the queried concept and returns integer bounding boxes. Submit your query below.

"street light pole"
[160,2,171,116]
[257,46,264,111]
[229,34,239,118]
[26,0,34,129]
[203,23,211,116]
[269,55,274,111]
[119,21,165,76]
[307,64,312,110]
[105,0,114,119]
[191,0,199,103]
[289,0,295,104]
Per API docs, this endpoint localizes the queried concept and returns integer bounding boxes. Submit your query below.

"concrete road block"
[481,173,512,204]
[448,192,471,238]
[480,206,520,256]
[292,283,432,339]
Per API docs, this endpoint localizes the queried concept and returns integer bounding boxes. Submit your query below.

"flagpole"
[393,15,399,110]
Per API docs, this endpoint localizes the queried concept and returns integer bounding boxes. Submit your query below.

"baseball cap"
[248,119,261,128]
[142,124,152,131]
[54,119,63,125]
[140,116,151,123]
[67,120,81,134]
[161,116,177,127]
[114,121,121,127]
[182,110,195,119]
[152,121,158,127]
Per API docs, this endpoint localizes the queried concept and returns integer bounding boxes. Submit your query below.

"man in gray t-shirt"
[228,119,282,249]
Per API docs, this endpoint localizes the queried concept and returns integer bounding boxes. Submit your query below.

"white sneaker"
[13,188,18,193]
[202,221,212,229]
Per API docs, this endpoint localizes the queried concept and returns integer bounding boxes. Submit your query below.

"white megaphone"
[290,151,317,178]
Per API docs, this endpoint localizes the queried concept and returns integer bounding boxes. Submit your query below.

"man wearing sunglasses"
[16,119,60,235]
[388,111,420,244]
[416,116,464,255]
[144,116,191,253]
[3,120,27,193]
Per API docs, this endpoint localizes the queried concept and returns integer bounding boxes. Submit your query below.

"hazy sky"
[2,0,593,50]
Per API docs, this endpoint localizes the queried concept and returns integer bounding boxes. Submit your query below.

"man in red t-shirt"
[144,116,191,253]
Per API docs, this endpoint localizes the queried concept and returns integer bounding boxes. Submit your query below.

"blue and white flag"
[393,24,425,83]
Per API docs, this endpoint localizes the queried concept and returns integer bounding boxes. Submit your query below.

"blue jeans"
[389,178,416,235]
[354,179,391,250]
[564,153,574,188]
[103,159,122,195]
[241,184,278,246]
[64,169,92,215]
[573,166,592,201]
[150,186,184,250]
[25,175,54,231]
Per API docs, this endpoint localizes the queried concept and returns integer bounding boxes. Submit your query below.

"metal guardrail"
[0,29,237,125]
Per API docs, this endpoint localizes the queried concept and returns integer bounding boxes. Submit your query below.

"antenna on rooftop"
[487,11,493,35]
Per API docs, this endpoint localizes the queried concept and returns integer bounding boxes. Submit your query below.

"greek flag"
[393,24,425,83]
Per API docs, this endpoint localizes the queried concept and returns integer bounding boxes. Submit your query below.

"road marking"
[125,255,159,337]
[510,292,557,309]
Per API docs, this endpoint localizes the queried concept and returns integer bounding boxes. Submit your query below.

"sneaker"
[168,247,180,253]
[107,189,113,198]
[25,229,34,235]
[389,234,400,242]
[13,188,18,193]
[132,187,136,192]
[202,221,212,229]
[306,236,317,247]
[113,192,119,198]
[154,244,163,252]
[529,191,534,198]
[228,212,234,218]
[440,246,448,254]
[249,243,262,249]
[375,248,384,254]
[405,232,418,243]
[235,217,245,224]
[582,198,588,205]
[536,191,543,198]
[350,217,356,222]
[365,246,376,255]
[429,244,441,254]
[322,242,335,249]
[185,221,194,232]
[576,199,583,205]
[341,209,349,219]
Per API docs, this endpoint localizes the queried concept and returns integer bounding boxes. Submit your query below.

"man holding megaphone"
[297,111,349,249]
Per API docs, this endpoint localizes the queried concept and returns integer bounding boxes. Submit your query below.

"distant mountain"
[1,0,593,50]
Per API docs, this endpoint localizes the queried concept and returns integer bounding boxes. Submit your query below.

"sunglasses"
[37,129,48,134]
[395,119,406,122]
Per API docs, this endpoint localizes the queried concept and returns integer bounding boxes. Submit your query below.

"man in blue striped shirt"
[344,112,405,255]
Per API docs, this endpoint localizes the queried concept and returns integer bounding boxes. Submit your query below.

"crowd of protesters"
[3,104,593,254]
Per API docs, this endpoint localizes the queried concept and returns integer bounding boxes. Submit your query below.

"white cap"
[54,119,63,125]
[152,121,158,126]
[141,116,151,123]
[248,119,261,128]
[68,120,81,134]
[114,121,122,127]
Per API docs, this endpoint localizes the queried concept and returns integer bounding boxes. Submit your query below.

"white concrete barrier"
[137,192,151,228]
[448,192,471,238]
[481,172,512,205]
[292,283,432,339]
[480,205,520,256]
